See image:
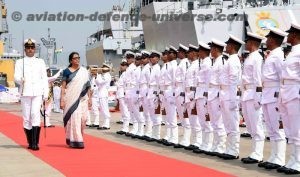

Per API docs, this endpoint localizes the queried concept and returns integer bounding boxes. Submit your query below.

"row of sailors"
[115,23,300,175]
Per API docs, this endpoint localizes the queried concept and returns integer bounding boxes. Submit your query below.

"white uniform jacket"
[195,57,211,99]
[280,44,300,103]
[14,56,49,98]
[95,72,111,98]
[241,50,263,102]
[219,54,242,101]
[261,47,284,104]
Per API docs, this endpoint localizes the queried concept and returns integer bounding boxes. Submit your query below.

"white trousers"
[241,100,265,141]
[242,99,265,160]
[91,97,100,125]
[148,97,161,126]
[165,95,177,128]
[220,99,240,156]
[119,98,130,122]
[98,97,111,127]
[126,97,144,124]
[196,98,213,133]
[141,96,151,125]
[282,98,300,145]
[207,98,226,153]
[207,98,225,136]
[262,102,285,141]
[21,96,43,129]
[175,95,184,123]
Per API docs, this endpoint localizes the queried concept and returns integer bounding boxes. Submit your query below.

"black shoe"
[97,127,110,130]
[131,135,140,139]
[258,161,271,168]
[163,141,175,146]
[284,169,300,175]
[137,135,146,140]
[161,122,165,126]
[155,139,165,144]
[145,137,156,142]
[174,144,185,148]
[240,133,251,138]
[193,148,205,154]
[242,157,262,164]
[86,124,91,127]
[266,137,270,141]
[125,132,133,137]
[116,130,126,135]
[31,126,40,151]
[277,166,289,173]
[177,123,182,126]
[129,123,133,126]
[91,124,99,128]
[221,154,239,160]
[24,128,33,149]
[142,135,151,141]
[205,151,220,156]
[116,121,123,124]
[184,145,198,151]
[264,163,281,170]
[46,125,55,128]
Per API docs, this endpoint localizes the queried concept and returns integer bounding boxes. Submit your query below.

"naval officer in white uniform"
[277,22,300,175]
[14,38,49,151]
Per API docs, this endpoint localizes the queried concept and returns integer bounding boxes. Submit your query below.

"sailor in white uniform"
[258,27,287,170]
[144,50,162,142]
[193,42,213,154]
[240,32,265,164]
[158,48,170,143]
[205,39,226,156]
[95,63,112,130]
[184,44,202,151]
[277,22,300,175]
[123,51,141,137]
[218,35,244,160]
[116,60,131,135]
[138,50,152,140]
[89,68,100,128]
[131,53,145,138]
[174,44,191,148]
[14,38,49,151]
[161,46,179,146]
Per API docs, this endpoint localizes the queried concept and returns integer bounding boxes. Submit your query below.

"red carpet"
[0,110,234,177]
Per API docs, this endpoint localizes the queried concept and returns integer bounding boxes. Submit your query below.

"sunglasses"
[25,46,35,49]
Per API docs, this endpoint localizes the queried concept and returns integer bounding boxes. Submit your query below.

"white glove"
[229,100,237,110]
[254,93,262,110]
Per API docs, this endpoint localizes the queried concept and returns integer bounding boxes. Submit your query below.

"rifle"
[154,91,161,114]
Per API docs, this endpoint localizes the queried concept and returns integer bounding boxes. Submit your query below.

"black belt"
[190,87,196,91]
[256,87,262,93]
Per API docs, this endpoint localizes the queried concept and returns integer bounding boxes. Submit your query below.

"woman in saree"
[60,52,91,149]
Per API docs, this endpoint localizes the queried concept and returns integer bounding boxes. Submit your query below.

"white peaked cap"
[198,41,211,50]
[227,34,245,45]
[211,38,226,47]
[178,43,189,52]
